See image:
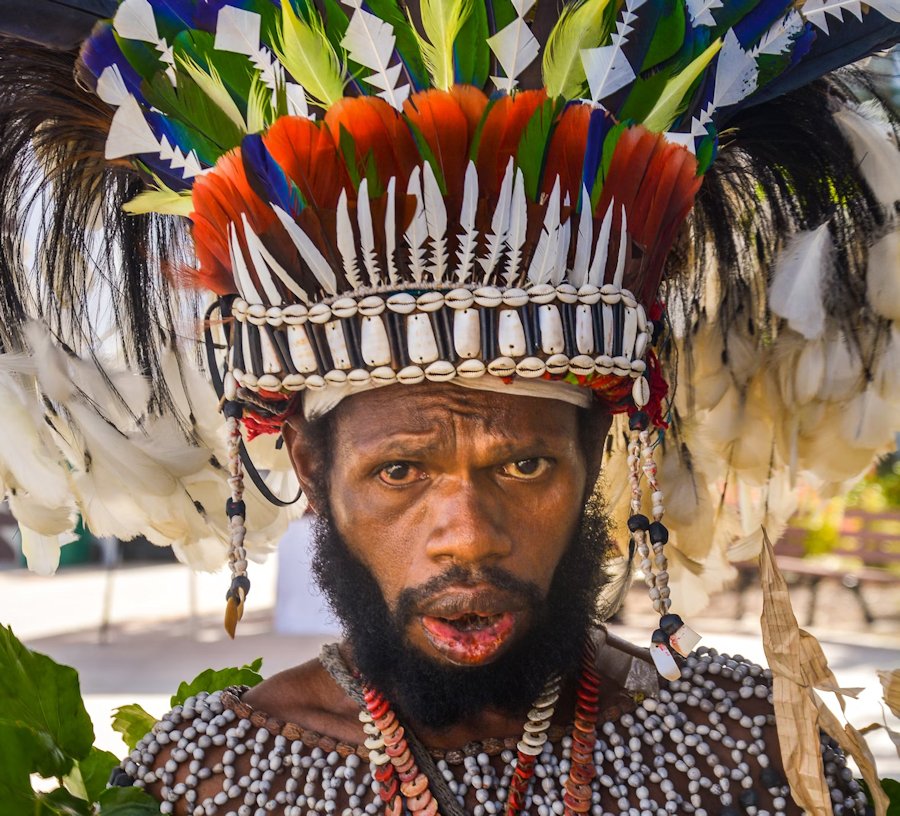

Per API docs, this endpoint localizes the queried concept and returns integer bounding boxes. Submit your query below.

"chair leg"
[842,574,875,625]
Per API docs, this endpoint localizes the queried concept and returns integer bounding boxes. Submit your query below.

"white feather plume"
[527,177,561,285]
[486,0,540,93]
[404,167,428,283]
[455,162,479,282]
[355,179,381,286]
[571,186,594,287]
[479,159,515,281]
[588,202,614,286]
[423,162,448,283]
[341,3,410,110]
[503,169,528,285]
[385,177,399,284]
[336,188,363,288]
[769,222,832,340]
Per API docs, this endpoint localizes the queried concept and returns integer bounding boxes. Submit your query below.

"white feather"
[336,189,363,288]
[769,223,832,340]
[833,107,900,206]
[385,177,399,284]
[588,201,614,286]
[228,222,264,305]
[552,198,571,286]
[685,0,723,26]
[503,169,528,284]
[105,95,160,160]
[271,205,333,298]
[479,159,515,281]
[96,65,130,108]
[793,338,826,405]
[571,186,593,287]
[711,29,759,111]
[19,527,79,576]
[341,5,409,110]
[241,213,286,305]
[455,162,479,282]
[753,10,804,56]
[423,162,448,283]
[527,179,562,285]
[583,2,641,104]
[214,5,261,56]
[487,11,540,93]
[612,205,628,288]
[113,0,160,44]
[404,167,428,283]
[355,178,381,286]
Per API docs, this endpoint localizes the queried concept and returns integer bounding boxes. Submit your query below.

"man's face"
[290,384,598,667]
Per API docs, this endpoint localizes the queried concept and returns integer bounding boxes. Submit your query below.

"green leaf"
[0,727,43,815]
[170,659,264,708]
[0,625,94,780]
[110,704,157,753]
[858,778,900,815]
[33,788,93,816]
[64,748,120,803]
[96,786,163,815]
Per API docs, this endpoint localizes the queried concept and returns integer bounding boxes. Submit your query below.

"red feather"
[541,102,591,204]
[403,89,470,199]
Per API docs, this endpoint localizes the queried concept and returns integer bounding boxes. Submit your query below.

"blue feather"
[241,133,301,216]
[732,0,794,49]
[81,23,146,101]
[581,107,613,201]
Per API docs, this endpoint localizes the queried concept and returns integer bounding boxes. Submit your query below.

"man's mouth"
[416,589,521,665]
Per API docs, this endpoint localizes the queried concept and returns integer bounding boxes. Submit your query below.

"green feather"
[643,38,722,132]
[123,182,194,217]
[338,126,361,188]
[245,74,271,133]
[274,0,346,108]
[416,0,473,90]
[641,1,686,72]
[454,0,490,87]
[543,0,615,100]
[404,118,447,192]
[591,120,627,210]
[516,98,565,201]
[177,55,248,133]
[365,0,429,88]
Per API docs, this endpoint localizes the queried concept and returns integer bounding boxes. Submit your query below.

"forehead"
[329,383,581,446]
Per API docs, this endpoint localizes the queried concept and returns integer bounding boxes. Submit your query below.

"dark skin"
[243,383,611,749]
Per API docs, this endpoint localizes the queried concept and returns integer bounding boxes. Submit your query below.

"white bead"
[575,304,594,354]
[425,360,455,382]
[308,302,332,323]
[324,321,352,370]
[502,287,529,307]
[632,376,650,407]
[577,284,602,305]
[286,326,318,374]
[555,283,578,303]
[416,291,444,312]
[545,354,569,375]
[397,365,425,384]
[348,369,371,388]
[331,297,357,319]
[370,366,396,385]
[406,314,439,364]
[528,283,556,304]
[457,358,486,379]
[446,288,475,310]
[282,373,306,391]
[304,373,325,389]
[539,304,565,354]
[569,355,594,376]
[600,283,621,303]
[357,295,385,316]
[487,356,516,377]
[473,286,502,307]
[595,354,614,374]
[498,309,526,356]
[386,292,416,314]
[453,308,481,358]
[257,374,281,390]
[516,357,546,378]
[635,331,650,360]
[324,370,347,385]
[360,317,391,367]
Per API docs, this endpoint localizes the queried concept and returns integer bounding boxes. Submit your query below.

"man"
[119,382,866,816]
[0,0,896,813]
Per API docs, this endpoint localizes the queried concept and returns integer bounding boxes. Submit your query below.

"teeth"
[444,613,501,631]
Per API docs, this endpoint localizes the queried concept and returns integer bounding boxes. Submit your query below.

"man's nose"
[423,477,513,566]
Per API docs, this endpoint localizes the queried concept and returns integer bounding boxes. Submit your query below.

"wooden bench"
[734,509,900,625]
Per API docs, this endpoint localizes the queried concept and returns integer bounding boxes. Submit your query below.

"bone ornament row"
[225,283,653,404]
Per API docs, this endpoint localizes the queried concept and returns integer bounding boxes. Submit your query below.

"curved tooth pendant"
[498,309,526,357]
[361,316,391,367]
[407,313,439,365]
[575,304,595,355]
[287,325,318,374]
[539,304,565,355]
[453,308,481,359]
[622,306,638,361]
[259,327,281,375]
[325,321,352,370]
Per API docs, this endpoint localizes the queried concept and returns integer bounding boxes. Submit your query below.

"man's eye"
[378,463,424,485]
[500,458,551,480]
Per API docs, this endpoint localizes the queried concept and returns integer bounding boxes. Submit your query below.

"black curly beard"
[310,496,613,730]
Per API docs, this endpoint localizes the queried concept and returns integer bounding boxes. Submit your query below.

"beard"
[310,494,615,731]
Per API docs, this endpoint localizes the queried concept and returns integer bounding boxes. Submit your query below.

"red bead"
[400,774,429,798]
[383,725,405,747]
[563,792,591,812]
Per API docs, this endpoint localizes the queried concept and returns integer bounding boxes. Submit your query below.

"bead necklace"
[357,642,603,816]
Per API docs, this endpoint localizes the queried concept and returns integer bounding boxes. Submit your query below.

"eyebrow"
[351,428,564,463]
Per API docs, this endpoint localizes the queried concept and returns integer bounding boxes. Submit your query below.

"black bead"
[629,411,649,431]
[108,767,135,787]
[648,521,669,545]
[226,498,246,518]
[759,768,784,790]
[651,628,668,645]
[720,807,741,816]
[739,788,759,809]
[627,513,650,532]
[223,400,243,419]
[660,613,684,635]
[226,574,251,601]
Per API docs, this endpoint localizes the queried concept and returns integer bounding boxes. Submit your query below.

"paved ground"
[2,555,897,779]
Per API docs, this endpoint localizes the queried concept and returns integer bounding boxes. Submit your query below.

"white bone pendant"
[601,303,615,356]
[453,308,481,359]
[360,316,391,367]
[498,309,526,357]
[576,304,595,354]
[660,614,701,658]
[407,313,439,364]
[287,325,319,374]
[650,631,681,681]
[325,321,352,370]
[259,327,282,375]
[622,306,638,360]
[539,305,565,354]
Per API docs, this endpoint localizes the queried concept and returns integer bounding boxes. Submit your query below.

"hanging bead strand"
[223,400,250,638]
[564,640,602,816]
